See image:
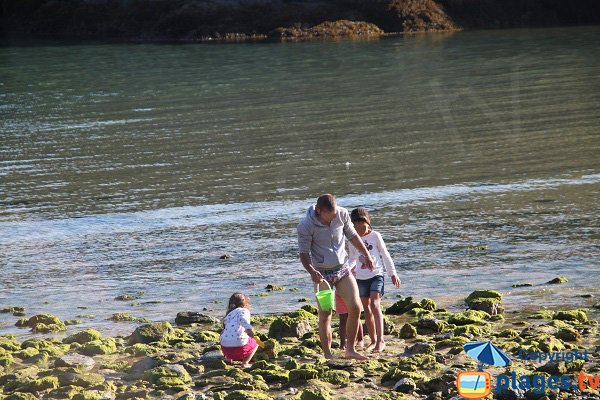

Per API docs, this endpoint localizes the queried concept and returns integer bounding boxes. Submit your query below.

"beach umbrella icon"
[464,341,511,367]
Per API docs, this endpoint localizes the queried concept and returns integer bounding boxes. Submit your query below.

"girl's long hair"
[225,292,250,317]
[350,207,372,228]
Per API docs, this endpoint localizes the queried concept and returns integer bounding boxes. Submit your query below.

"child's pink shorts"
[221,337,257,361]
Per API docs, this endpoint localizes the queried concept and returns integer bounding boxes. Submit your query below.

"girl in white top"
[348,207,401,353]
[219,292,258,368]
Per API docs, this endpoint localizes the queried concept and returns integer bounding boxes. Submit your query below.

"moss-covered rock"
[0,335,21,351]
[0,351,14,367]
[63,329,102,345]
[385,297,421,315]
[254,338,280,361]
[224,390,274,400]
[289,366,319,382]
[128,321,173,344]
[556,327,582,342]
[26,314,67,333]
[18,376,60,393]
[268,310,315,339]
[56,371,106,388]
[381,367,425,384]
[465,290,502,304]
[454,324,491,336]
[552,309,587,323]
[448,310,489,325]
[13,347,40,360]
[529,310,555,320]
[15,318,29,328]
[197,330,221,342]
[144,364,192,391]
[320,369,350,385]
[399,323,417,339]
[547,276,568,284]
[80,338,117,356]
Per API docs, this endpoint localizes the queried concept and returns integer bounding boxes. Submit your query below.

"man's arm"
[349,235,375,271]
[300,253,323,283]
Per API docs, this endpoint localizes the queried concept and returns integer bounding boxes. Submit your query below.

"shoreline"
[1,290,598,399]
[1,0,599,43]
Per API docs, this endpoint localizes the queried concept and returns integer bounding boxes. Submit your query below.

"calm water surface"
[1,27,599,337]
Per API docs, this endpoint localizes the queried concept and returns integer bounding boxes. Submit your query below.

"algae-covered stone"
[145,364,192,390]
[300,386,332,400]
[268,310,314,338]
[381,368,425,384]
[415,318,448,334]
[289,367,319,382]
[404,342,434,356]
[64,329,102,345]
[57,371,105,388]
[4,393,39,400]
[0,335,21,351]
[300,304,319,315]
[399,323,417,339]
[552,309,587,323]
[13,347,39,360]
[254,338,280,361]
[547,276,568,284]
[385,297,420,315]
[80,338,117,356]
[0,351,14,367]
[528,310,554,320]
[124,343,155,357]
[128,321,173,344]
[448,310,489,325]
[454,324,491,336]
[498,329,520,339]
[265,284,284,291]
[320,369,350,385]
[27,314,67,333]
[175,312,219,325]
[394,377,416,393]
[465,290,502,304]
[18,376,60,393]
[285,358,300,370]
[15,318,29,328]
[225,391,274,400]
[251,368,289,383]
[556,327,582,342]
[536,335,565,352]
[399,354,439,371]
[419,298,437,311]
[197,330,221,342]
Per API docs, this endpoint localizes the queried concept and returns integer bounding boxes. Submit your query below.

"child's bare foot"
[324,351,334,359]
[339,345,346,352]
[344,350,369,360]
[356,340,364,350]
[241,362,252,368]
[365,342,376,352]
[372,342,386,353]
[224,358,233,365]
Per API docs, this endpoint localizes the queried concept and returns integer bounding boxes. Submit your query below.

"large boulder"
[268,310,315,339]
[175,312,219,325]
[63,329,102,345]
[128,322,173,344]
[465,290,504,316]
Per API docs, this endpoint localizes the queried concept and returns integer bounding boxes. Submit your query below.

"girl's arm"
[376,232,401,287]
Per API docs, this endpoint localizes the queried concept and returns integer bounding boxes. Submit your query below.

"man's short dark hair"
[316,194,336,211]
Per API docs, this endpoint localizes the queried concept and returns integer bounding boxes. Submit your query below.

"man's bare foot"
[372,342,386,353]
[324,351,334,359]
[344,350,369,360]
[365,342,376,352]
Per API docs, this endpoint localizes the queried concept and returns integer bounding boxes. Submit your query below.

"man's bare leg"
[318,308,334,359]
[336,274,368,360]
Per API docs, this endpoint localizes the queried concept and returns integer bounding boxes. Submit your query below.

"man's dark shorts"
[356,275,385,298]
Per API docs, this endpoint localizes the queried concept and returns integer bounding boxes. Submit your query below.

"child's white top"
[348,230,398,280]
[220,307,253,347]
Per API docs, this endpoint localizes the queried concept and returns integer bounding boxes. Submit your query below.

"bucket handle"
[315,278,332,293]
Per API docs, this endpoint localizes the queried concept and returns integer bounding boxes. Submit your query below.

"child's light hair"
[225,292,250,317]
